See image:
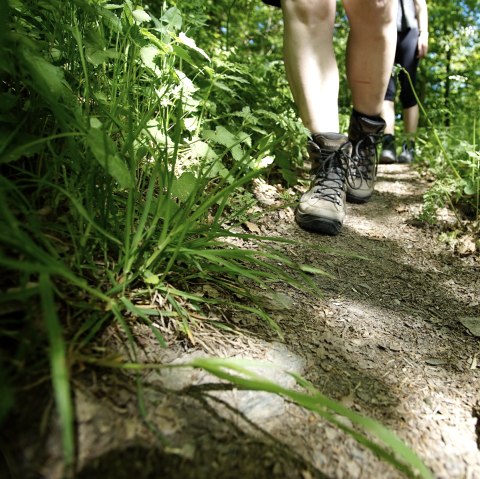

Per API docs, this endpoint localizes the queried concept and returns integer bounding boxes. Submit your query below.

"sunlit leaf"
[189,140,218,161]
[171,172,197,202]
[132,8,151,24]
[203,126,237,148]
[143,270,160,285]
[177,32,210,61]
[140,45,161,71]
[161,6,182,31]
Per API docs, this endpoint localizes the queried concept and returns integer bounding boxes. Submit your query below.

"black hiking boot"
[295,133,351,236]
[380,134,397,164]
[346,113,386,203]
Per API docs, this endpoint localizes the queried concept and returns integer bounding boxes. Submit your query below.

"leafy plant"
[0,1,443,477]
[0,1,316,470]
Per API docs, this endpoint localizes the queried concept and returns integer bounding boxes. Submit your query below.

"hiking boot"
[295,133,351,236]
[346,113,386,203]
[398,141,415,163]
[379,134,397,164]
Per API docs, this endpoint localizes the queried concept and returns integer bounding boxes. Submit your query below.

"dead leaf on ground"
[258,291,295,311]
[456,236,476,256]
[425,358,448,366]
[459,317,480,337]
[244,221,261,234]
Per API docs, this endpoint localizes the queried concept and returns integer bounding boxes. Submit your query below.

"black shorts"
[262,0,281,7]
[385,28,420,109]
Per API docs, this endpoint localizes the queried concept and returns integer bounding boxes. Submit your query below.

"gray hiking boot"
[380,134,397,164]
[398,141,415,163]
[295,133,351,235]
[346,114,386,203]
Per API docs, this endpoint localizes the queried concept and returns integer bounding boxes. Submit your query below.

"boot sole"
[379,158,396,164]
[295,210,342,236]
[379,152,397,164]
[346,191,372,204]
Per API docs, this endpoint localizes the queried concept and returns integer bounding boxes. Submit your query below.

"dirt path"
[40,165,480,479]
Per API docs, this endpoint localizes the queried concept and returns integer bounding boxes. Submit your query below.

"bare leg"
[343,0,397,116]
[382,99,396,134]
[403,104,419,134]
[282,0,338,133]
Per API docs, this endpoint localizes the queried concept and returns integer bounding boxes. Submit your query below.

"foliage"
[0,0,310,469]
[0,0,474,476]
[405,0,479,228]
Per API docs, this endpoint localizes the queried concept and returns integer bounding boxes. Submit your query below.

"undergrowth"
[0,1,454,478]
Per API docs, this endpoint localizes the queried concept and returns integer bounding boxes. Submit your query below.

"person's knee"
[345,0,396,32]
[283,0,335,25]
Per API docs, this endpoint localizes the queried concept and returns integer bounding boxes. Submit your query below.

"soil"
[6,164,480,479]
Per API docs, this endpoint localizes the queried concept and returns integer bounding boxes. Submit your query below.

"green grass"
[0,1,449,478]
[400,67,479,226]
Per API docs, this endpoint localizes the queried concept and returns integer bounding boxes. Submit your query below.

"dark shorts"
[385,28,420,109]
[262,0,281,7]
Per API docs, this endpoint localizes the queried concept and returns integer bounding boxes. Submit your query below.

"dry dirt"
[11,164,480,479]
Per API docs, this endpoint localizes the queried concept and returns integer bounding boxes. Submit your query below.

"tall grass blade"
[39,274,74,470]
[189,358,433,479]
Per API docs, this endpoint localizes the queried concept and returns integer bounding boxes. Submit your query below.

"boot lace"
[348,133,381,190]
[310,143,351,206]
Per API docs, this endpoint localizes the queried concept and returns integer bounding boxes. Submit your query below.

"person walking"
[380,0,429,164]
[261,0,397,235]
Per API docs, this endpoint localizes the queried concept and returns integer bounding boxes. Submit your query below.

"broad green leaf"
[132,8,151,24]
[177,32,210,61]
[154,195,180,219]
[103,3,123,9]
[203,126,237,148]
[89,117,102,129]
[463,179,478,196]
[144,120,170,145]
[189,140,218,161]
[143,270,160,285]
[99,7,123,32]
[85,47,121,66]
[231,144,244,163]
[171,44,197,67]
[209,159,230,180]
[171,172,197,202]
[213,81,235,94]
[22,50,69,100]
[175,69,197,95]
[161,6,182,31]
[140,45,161,71]
[86,129,132,189]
